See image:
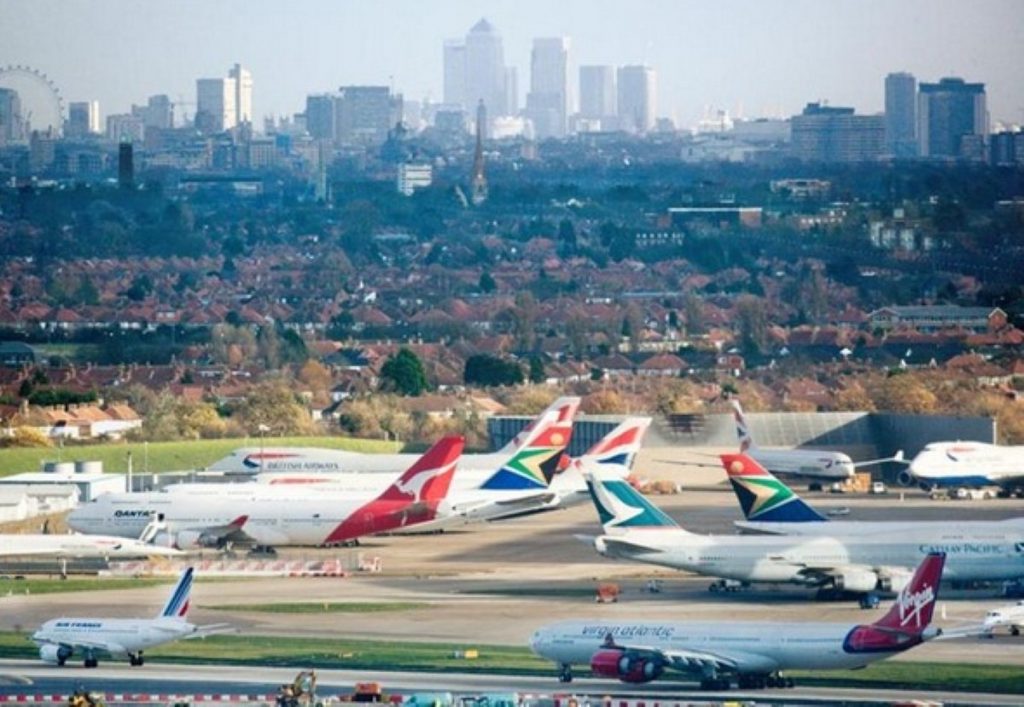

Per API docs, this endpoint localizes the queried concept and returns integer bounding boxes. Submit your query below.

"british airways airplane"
[530,553,946,690]
[902,441,1024,496]
[32,567,228,668]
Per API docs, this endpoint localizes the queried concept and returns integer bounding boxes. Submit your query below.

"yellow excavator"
[276,670,318,707]
[68,688,105,707]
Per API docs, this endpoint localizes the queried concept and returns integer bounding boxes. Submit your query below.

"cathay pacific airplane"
[721,452,1024,536]
[32,567,228,668]
[530,552,946,690]
[584,471,1024,595]
[68,436,464,549]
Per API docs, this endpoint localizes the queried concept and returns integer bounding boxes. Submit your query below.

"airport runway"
[1,660,1023,707]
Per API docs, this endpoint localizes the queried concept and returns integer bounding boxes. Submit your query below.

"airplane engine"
[895,470,916,487]
[39,644,72,664]
[590,649,664,683]
[878,568,913,593]
[833,569,879,593]
[152,530,216,549]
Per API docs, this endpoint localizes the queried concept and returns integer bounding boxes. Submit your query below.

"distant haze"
[2,0,1022,128]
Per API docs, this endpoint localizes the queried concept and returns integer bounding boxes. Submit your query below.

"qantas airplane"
[0,533,181,559]
[208,396,581,475]
[67,436,464,549]
[32,567,228,668]
[584,471,1024,595]
[721,452,1024,536]
[530,552,946,690]
[901,441,1024,496]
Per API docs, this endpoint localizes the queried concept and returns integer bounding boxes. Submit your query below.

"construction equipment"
[277,670,317,707]
[348,682,384,703]
[68,689,105,707]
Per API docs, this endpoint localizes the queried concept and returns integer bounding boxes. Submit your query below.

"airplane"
[32,567,228,668]
[721,452,1024,536]
[901,441,1024,497]
[530,552,946,690]
[0,533,182,559]
[583,470,1024,596]
[207,396,581,475]
[67,436,465,549]
[982,600,1024,637]
[729,400,896,483]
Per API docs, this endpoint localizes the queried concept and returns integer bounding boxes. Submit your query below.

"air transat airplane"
[530,553,946,690]
[902,441,1024,496]
[585,471,1024,595]
[32,567,228,668]
[982,600,1024,636]
[67,436,464,549]
[722,452,1024,536]
[0,533,181,559]
[209,396,581,475]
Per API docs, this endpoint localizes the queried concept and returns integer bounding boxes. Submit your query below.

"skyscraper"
[196,77,237,133]
[305,94,336,141]
[885,72,917,158]
[617,65,656,134]
[229,64,253,126]
[790,103,885,163]
[336,86,400,144]
[526,37,569,139]
[579,65,616,124]
[464,18,507,125]
[443,40,467,107]
[66,101,100,138]
[917,77,987,159]
[0,88,22,144]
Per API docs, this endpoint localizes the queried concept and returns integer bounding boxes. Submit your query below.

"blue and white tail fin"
[158,567,194,619]
[585,472,682,532]
[480,410,573,491]
[721,453,828,523]
[730,399,757,452]
[577,416,651,471]
[495,396,580,456]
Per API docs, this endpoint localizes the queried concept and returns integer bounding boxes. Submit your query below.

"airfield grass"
[209,602,430,614]
[0,577,175,596]
[0,436,401,477]
[0,630,1021,693]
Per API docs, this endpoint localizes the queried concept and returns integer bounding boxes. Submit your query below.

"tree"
[528,355,546,384]
[464,354,524,387]
[869,374,938,414]
[380,348,430,396]
[735,295,771,356]
[235,380,317,436]
[478,271,497,294]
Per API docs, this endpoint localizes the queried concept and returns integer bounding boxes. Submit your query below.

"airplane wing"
[603,638,776,676]
[596,536,664,557]
[39,637,128,657]
[853,450,905,468]
[181,623,236,640]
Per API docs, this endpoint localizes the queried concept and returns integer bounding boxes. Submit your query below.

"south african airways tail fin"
[481,410,573,492]
[721,453,828,523]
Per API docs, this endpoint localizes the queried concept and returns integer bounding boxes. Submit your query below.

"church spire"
[471,100,488,205]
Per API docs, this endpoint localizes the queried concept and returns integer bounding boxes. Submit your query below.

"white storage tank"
[75,460,103,475]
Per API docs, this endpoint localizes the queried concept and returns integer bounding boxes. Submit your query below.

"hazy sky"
[2,0,1023,128]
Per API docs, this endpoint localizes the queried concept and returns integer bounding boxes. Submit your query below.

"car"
[870,481,887,495]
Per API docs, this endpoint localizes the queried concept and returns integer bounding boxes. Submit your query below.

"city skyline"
[1,0,1023,129]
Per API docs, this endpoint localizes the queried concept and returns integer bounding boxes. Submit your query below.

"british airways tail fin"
[585,472,681,531]
[159,567,194,619]
[579,416,651,471]
[721,453,828,523]
[495,396,580,456]
[730,399,757,452]
[377,436,464,503]
[481,410,572,491]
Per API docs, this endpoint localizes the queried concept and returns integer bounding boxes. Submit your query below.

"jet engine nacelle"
[39,644,72,664]
[877,567,914,593]
[833,569,879,593]
[152,530,212,549]
[590,649,664,684]
[895,470,916,487]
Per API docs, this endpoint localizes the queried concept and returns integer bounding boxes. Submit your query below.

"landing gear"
[699,676,730,690]
[557,664,573,683]
[83,653,99,669]
[1012,626,1020,637]
[129,652,145,666]
[736,672,794,690]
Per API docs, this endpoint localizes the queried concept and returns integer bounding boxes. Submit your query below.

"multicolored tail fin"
[377,436,464,503]
[721,453,827,522]
[495,396,580,455]
[579,417,651,471]
[158,567,194,618]
[585,472,681,531]
[481,411,573,491]
[730,399,757,452]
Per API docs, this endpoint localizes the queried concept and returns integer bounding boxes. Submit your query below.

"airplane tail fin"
[377,436,464,503]
[158,567,194,619]
[495,396,581,456]
[730,399,757,452]
[579,416,651,471]
[721,453,828,522]
[874,552,945,633]
[585,472,681,532]
[481,411,573,491]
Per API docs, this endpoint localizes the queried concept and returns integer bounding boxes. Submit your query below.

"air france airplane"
[530,553,946,690]
[68,436,464,549]
[585,470,1024,595]
[722,453,1024,536]
[32,567,227,668]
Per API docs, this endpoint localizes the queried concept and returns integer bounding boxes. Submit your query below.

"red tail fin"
[377,436,464,503]
[720,453,773,479]
[874,552,945,632]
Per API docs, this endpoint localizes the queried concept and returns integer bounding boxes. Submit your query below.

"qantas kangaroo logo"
[897,583,935,629]
[392,462,455,502]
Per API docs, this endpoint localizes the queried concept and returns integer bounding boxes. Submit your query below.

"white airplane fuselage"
[33,617,196,659]
[908,442,1024,490]
[531,620,896,673]
[0,533,180,558]
[595,528,1024,587]
[736,518,1024,537]
[983,601,1024,635]
[747,448,854,481]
